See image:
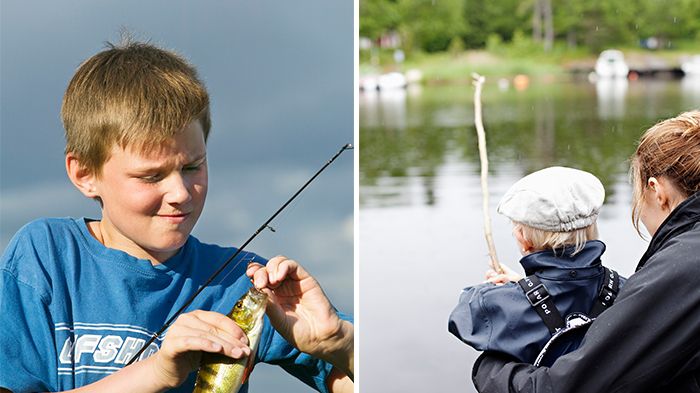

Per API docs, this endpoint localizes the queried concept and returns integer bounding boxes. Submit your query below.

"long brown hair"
[631,111,700,232]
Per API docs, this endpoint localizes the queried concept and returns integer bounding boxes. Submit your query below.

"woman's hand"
[485,263,523,285]
[246,256,353,379]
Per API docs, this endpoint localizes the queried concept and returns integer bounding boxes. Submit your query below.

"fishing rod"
[472,73,503,274]
[126,143,353,365]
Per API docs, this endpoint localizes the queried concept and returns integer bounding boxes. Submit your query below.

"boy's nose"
[163,173,192,205]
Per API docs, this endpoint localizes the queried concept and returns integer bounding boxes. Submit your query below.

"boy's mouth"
[158,212,191,224]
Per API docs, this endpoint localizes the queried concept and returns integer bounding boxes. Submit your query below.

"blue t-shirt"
[0,217,347,392]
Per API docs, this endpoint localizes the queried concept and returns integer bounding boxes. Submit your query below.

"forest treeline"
[360,0,700,54]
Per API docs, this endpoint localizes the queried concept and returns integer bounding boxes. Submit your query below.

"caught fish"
[193,287,268,393]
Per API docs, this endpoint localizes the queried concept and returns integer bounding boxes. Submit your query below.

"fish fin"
[241,352,257,385]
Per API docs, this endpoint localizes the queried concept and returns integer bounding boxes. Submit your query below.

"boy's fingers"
[246,262,264,278]
[169,334,250,359]
[177,311,249,346]
[271,258,295,285]
[266,256,284,280]
[271,257,310,284]
[281,258,310,281]
[194,310,249,342]
[250,256,311,289]
[268,255,287,264]
[262,255,289,288]
[485,275,509,285]
[252,268,269,289]
[194,333,250,358]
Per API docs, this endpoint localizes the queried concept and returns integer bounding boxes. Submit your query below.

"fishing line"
[126,143,353,366]
[264,172,306,235]
[213,251,257,288]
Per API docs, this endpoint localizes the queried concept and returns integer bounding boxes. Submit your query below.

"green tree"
[552,0,593,48]
[530,0,554,52]
[462,0,530,48]
[360,0,700,56]
[636,0,700,44]
[360,0,402,40]
[399,0,465,52]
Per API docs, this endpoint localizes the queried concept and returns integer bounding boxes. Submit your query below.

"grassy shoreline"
[360,46,700,84]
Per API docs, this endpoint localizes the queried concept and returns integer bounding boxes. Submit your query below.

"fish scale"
[193,287,268,393]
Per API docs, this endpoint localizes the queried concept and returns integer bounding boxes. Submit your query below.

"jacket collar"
[519,240,606,276]
[637,191,700,271]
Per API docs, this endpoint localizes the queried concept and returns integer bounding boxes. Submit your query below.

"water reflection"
[359,81,670,208]
[596,78,628,120]
[681,75,700,107]
[533,93,556,165]
[360,89,408,130]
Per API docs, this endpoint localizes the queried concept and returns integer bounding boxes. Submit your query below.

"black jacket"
[473,191,700,393]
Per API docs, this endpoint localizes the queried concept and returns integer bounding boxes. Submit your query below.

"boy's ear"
[513,225,534,253]
[66,153,99,199]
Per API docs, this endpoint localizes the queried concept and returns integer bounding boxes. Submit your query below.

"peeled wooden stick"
[472,73,503,274]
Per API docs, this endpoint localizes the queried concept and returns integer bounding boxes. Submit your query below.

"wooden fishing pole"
[471,73,503,274]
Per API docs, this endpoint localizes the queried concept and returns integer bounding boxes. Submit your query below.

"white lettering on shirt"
[115,337,146,364]
[59,337,75,364]
[74,335,101,363]
[93,335,124,363]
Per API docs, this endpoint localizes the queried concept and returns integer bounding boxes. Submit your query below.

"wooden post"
[472,73,504,274]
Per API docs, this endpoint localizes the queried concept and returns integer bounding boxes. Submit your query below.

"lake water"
[358,77,700,392]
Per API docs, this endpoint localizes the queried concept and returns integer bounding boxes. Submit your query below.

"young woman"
[473,110,700,392]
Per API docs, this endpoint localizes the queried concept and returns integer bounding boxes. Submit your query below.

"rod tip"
[343,143,354,150]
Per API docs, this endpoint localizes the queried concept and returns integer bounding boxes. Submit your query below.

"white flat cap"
[497,166,605,232]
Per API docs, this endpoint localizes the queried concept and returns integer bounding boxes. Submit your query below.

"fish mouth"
[245,287,268,310]
[248,286,266,299]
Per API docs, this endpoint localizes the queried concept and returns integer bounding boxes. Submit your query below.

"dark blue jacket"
[472,191,700,393]
[448,240,624,364]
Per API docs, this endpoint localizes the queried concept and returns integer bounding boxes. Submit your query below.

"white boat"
[377,72,407,90]
[359,75,379,92]
[681,55,700,76]
[595,50,629,78]
[360,72,408,92]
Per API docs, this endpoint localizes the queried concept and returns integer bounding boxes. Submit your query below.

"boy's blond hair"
[61,39,211,176]
[515,222,599,255]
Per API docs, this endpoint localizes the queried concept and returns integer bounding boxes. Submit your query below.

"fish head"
[230,287,268,331]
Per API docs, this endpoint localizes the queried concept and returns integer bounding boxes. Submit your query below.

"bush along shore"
[360,43,700,85]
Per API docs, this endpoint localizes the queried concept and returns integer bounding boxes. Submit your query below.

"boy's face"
[92,121,208,263]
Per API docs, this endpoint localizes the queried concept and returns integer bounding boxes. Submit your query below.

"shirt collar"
[637,190,700,270]
[519,240,606,275]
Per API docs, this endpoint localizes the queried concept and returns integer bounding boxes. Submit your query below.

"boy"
[0,40,352,392]
[448,166,624,366]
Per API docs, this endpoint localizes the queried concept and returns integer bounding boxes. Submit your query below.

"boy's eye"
[183,160,206,172]
[139,174,163,183]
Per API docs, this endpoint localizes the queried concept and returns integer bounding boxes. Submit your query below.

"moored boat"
[595,50,629,78]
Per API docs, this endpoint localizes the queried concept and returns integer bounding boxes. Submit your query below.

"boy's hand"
[247,256,353,379]
[485,263,523,285]
[148,310,251,389]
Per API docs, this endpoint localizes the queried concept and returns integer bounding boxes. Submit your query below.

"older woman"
[473,111,700,392]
